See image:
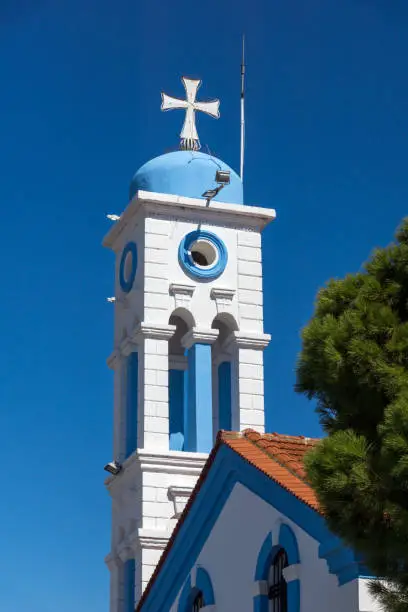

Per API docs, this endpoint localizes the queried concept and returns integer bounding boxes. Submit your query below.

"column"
[182,329,218,453]
[225,332,271,433]
[125,351,138,458]
[169,355,187,451]
[133,323,176,451]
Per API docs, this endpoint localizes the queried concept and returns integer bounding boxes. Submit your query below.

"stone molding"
[116,322,176,357]
[102,190,276,250]
[223,331,271,352]
[169,283,195,310]
[181,328,219,349]
[168,486,194,518]
[210,287,235,313]
[131,528,172,552]
[132,322,176,342]
[105,449,208,493]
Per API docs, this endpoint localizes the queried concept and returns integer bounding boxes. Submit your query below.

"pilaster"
[182,328,218,452]
[224,331,271,433]
[126,322,176,451]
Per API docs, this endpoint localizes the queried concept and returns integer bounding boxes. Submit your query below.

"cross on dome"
[161,77,220,151]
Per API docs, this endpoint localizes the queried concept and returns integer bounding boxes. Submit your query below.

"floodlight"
[104,461,122,476]
[215,170,230,185]
[202,188,218,199]
[202,170,232,201]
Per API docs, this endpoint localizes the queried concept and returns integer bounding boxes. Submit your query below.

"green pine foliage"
[296,219,408,610]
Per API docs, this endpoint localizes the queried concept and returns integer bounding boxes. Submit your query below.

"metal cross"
[161,77,220,151]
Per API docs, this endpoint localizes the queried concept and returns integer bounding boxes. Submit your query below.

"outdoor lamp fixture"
[202,170,231,200]
[104,460,122,476]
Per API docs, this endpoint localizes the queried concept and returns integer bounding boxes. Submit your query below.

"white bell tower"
[103,77,276,612]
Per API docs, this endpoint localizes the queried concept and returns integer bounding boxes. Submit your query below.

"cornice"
[106,449,208,494]
[115,322,177,358]
[169,283,195,297]
[181,328,219,349]
[136,449,208,473]
[102,190,276,250]
[132,322,176,342]
[135,528,173,551]
[223,331,271,352]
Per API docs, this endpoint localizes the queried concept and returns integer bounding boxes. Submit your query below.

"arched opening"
[211,314,239,437]
[254,527,300,612]
[178,568,215,612]
[268,548,288,612]
[168,311,193,451]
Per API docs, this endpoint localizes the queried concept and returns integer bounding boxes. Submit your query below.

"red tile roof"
[223,429,320,511]
[136,429,321,611]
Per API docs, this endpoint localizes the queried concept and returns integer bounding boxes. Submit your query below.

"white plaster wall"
[113,211,266,335]
[149,215,240,328]
[237,229,263,333]
[170,483,372,612]
[113,211,146,345]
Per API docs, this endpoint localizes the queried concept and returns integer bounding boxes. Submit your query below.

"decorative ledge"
[169,283,195,310]
[168,486,194,518]
[223,331,271,352]
[133,322,176,342]
[133,528,172,551]
[210,287,235,313]
[119,322,177,355]
[181,328,219,349]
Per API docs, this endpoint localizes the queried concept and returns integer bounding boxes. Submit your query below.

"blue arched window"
[268,548,288,612]
[178,567,215,612]
[254,525,300,612]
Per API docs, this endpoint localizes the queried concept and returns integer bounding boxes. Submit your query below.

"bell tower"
[103,77,276,612]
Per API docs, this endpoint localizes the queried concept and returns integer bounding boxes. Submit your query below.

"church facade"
[103,78,379,612]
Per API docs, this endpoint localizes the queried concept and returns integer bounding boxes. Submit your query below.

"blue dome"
[129,151,243,204]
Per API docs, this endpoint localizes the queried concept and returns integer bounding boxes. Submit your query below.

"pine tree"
[296,219,408,610]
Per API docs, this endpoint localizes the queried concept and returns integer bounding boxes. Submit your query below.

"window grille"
[192,590,205,611]
[268,548,288,612]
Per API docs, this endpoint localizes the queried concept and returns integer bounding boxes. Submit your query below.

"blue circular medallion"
[119,242,137,293]
[178,230,227,281]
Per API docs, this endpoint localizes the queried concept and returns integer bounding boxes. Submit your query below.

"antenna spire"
[240,35,246,181]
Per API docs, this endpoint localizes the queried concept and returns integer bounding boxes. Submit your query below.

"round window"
[189,239,218,268]
[119,241,138,293]
[178,230,227,280]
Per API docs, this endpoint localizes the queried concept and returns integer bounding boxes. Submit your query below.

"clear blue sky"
[1,0,408,610]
